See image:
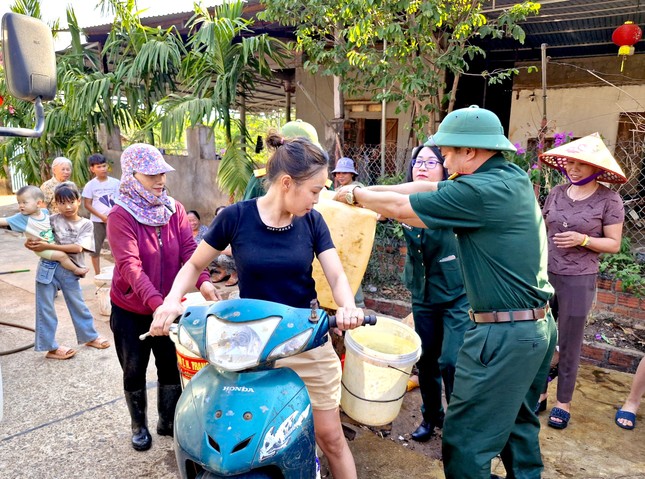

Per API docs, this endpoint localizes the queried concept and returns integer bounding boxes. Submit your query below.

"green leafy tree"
[91,0,186,145]
[158,0,288,199]
[260,0,540,139]
[0,1,101,185]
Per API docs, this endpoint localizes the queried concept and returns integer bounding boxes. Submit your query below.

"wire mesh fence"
[340,144,411,186]
[614,137,645,251]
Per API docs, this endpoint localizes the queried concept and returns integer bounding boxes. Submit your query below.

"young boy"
[0,185,88,276]
[82,153,120,275]
[25,181,110,360]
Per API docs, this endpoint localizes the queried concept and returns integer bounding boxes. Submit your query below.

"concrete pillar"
[186,125,217,160]
[97,124,122,153]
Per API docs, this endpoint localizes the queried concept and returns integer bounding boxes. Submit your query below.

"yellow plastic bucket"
[173,342,209,389]
[171,293,215,389]
[340,316,421,426]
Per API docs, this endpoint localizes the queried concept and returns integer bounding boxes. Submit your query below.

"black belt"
[469,306,548,323]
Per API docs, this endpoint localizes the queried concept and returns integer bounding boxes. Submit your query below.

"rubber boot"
[124,389,152,451]
[157,384,182,437]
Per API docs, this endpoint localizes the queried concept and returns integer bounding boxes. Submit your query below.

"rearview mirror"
[0,12,57,137]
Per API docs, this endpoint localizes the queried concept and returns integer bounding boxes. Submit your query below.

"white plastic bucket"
[97,286,111,317]
[94,272,113,318]
[340,316,421,426]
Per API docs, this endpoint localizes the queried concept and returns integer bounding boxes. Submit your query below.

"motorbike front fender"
[174,365,317,479]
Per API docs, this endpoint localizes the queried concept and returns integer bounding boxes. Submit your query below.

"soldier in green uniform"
[334,106,557,479]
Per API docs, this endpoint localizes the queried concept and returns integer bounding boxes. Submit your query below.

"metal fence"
[340,144,411,186]
[614,138,645,251]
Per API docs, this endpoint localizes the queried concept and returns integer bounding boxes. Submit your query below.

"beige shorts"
[275,338,341,411]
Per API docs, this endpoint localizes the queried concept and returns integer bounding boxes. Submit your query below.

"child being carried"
[0,185,89,276]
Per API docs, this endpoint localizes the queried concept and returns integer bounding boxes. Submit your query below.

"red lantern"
[612,21,643,71]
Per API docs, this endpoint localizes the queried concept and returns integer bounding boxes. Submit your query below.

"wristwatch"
[345,185,362,206]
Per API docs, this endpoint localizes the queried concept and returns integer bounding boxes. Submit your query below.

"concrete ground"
[1,195,644,478]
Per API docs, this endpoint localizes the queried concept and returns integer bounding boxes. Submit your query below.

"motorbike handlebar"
[328,314,377,329]
[139,314,377,340]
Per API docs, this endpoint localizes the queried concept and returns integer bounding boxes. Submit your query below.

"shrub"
[598,237,645,297]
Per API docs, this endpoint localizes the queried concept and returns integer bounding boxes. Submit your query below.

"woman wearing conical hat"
[538,133,626,430]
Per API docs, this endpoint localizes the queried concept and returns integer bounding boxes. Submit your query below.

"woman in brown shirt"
[539,133,626,429]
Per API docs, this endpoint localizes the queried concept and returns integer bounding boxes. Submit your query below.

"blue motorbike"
[170,298,376,479]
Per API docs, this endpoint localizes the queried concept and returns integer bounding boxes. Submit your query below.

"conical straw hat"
[539,132,627,184]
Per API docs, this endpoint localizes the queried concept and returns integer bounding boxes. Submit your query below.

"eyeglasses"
[412,159,440,169]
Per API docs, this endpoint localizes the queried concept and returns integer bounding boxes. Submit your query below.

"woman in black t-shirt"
[153,133,364,479]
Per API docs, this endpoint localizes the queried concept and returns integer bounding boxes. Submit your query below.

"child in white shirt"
[82,153,120,275]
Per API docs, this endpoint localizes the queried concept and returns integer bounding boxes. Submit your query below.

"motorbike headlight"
[206,315,281,371]
[267,329,312,361]
[177,324,201,357]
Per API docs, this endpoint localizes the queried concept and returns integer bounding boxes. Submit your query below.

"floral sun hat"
[121,143,175,175]
[115,143,176,226]
[539,132,627,184]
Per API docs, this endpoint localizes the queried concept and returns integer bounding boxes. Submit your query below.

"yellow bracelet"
[580,235,590,247]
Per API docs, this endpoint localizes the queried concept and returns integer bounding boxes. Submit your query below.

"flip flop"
[86,337,111,349]
[615,409,636,430]
[45,347,76,360]
[548,406,571,429]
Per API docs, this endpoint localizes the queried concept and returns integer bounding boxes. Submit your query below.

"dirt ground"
[344,387,444,461]
[585,310,645,353]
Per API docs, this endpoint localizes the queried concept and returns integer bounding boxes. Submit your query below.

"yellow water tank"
[312,190,378,309]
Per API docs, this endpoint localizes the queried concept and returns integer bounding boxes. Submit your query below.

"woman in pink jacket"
[107,144,217,451]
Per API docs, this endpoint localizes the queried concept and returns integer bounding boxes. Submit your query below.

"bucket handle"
[386,364,412,375]
[341,380,407,404]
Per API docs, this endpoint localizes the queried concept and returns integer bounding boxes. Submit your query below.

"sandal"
[211,271,230,283]
[548,407,570,429]
[45,347,76,360]
[224,273,238,287]
[86,337,111,349]
[615,409,637,430]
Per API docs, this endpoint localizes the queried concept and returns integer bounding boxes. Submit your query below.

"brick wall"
[595,278,645,320]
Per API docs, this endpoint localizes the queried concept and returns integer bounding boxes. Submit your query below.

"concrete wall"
[508,54,645,148]
[98,125,229,226]
[509,84,645,148]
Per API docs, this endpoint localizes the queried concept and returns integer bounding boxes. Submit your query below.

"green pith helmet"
[431,105,516,152]
[280,119,321,147]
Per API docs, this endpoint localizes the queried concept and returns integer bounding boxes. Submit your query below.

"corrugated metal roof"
[484,0,645,60]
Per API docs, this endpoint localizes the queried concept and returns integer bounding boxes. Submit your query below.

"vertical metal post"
[380,39,387,178]
[240,94,247,150]
[285,80,292,123]
[541,42,548,143]
[535,43,548,199]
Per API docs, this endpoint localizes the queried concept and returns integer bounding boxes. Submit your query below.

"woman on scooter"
[154,133,365,479]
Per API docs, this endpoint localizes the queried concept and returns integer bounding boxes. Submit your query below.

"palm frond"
[216,136,253,200]
[157,94,219,143]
